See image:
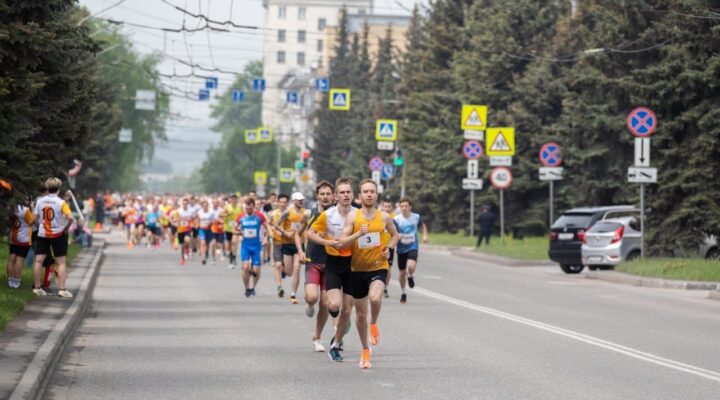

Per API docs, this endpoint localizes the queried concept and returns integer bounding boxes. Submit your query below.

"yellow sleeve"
[25,209,35,224]
[310,211,327,235]
[61,202,72,217]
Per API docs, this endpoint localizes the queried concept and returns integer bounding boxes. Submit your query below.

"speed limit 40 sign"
[489,167,512,189]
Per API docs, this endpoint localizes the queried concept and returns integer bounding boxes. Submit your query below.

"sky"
[79,0,417,178]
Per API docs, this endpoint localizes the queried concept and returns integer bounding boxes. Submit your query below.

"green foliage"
[616,258,720,282]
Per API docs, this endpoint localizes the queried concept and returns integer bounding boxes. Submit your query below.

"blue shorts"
[241,245,262,267]
[199,228,212,242]
[212,232,225,243]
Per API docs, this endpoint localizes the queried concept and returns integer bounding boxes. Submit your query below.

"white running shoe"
[57,289,74,298]
[33,287,47,296]
[305,303,315,318]
[312,339,326,352]
[228,264,236,270]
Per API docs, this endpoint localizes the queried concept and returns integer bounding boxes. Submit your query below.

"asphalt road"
[44,233,720,399]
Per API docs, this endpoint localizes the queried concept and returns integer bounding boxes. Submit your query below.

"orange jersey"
[34,194,72,238]
[174,208,195,233]
[309,206,352,257]
[281,207,305,244]
[350,209,390,272]
[123,207,137,224]
[10,206,34,245]
[211,210,224,234]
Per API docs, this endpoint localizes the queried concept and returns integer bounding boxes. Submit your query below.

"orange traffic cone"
[94,222,102,232]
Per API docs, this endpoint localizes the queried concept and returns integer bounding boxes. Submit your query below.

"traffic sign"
[489,156,512,167]
[381,164,396,180]
[376,120,398,141]
[486,128,515,156]
[539,142,562,167]
[467,160,479,179]
[279,168,295,183]
[462,140,484,160]
[329,89,351,111]
[628,167,657,183]
[256,184,266,198]
[198,89,210,101]
[634,138,650,167]
[252,78,266,92]
[489,167,512,189]
[377,141,394,151]
[287,91,299,104]
[461,105,487,131]
[315,77,329,92]
[539,167,563,181]
[369,157,384,172]
[231,90,245,103]
[135,90,156,110]
[245,129,258,144]
[462,178,483,190]
[206,77,218,89]
[254,171,268,185]
[371,170,381,185]
[258,127,272,142]
[463,130,484,141]
[118,128,132,143]
[627,107,657,137]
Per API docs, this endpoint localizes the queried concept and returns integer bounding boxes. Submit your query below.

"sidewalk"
[0,237,105,400]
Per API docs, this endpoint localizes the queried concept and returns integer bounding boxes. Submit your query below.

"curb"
[585,270,720,294]
[9,240,105,400]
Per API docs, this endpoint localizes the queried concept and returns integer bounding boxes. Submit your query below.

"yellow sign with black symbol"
[279,168,295,183]
[254,171,267,185]
[329,89,351,111]
[375,119,398,141]
[245,129,258,144]
[461,105,488,131]
[258,127,272,143]
[486,127,515,156]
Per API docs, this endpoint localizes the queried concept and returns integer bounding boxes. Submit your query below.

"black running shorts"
[350,269,388,299]
[324,255,353,294]
[397,250,418,271]
[35,235,68,257]
[9,244,30,258]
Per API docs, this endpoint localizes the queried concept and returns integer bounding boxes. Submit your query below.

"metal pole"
[400,164,406,199]
[640,183,645,259]
[500,189,505,246]
[549,180,554,228]
[276,137,281,194]
[470,189,475,237]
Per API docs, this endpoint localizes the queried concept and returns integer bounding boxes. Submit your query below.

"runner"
[338,179,399,369]
[275,192,306,304]
[31,178,75,298]
[307,178,357,361]
[8,201,34,289]
[235,197,272,297]
[295,181,334,352]
[197,199,215,265]
[381,197,396,298]
[394,197,428,304]
[268,194,289,297]
[172,198,195,265]
[209,199,226,265]
[145,202,160,249]
[133,196,145,247]
[121,200,136,249]
[224,194,242,269]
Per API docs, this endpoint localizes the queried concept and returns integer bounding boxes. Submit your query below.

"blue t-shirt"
[237,212,265,247]
[145,211,159,227]
[394,212,423,254]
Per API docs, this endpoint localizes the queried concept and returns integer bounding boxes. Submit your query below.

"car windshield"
[552,213,593,229]
[588,222,622,233]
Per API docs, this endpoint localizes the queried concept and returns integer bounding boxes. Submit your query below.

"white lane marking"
[411,286,720,383]
[419,275,443,280]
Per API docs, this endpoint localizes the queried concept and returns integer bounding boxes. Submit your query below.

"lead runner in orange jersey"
[338,178,399,369]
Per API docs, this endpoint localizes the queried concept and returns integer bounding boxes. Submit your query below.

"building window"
[278,29,286,43]
[317,39,323,52]
[298,7,306,20]
[298,30,306,43]
[318,18,326,30]
[297,52,305,65]
[358,9,366,15]
[278,6,286,19]
[277,51,285,64]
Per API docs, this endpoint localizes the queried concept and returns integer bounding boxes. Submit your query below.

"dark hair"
[278,193,289,201]
[245,197,255,206]
[316,180,334,195]
[382,197,393,204]
[399,197,412,206]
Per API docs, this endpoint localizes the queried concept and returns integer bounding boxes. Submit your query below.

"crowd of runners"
[8,176,429,369]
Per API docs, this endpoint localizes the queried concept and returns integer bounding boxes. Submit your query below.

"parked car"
[700,236,719,260]
[548,205,639,274]
[581,217,641,269]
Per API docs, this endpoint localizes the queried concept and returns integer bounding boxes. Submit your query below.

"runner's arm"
[337,210,366,248]
[421,222,428,243]
[384,212,400,249]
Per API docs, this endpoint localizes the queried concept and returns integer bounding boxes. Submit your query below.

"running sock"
[329,309,339,318]
[331,340,340,349]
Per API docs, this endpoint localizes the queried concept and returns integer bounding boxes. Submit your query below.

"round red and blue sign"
[627,107,657,137]
[368,157,384,172]
[539,142,562,167]
[463,140,484,160]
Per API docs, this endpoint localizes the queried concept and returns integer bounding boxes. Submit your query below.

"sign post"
[490,167,512,245]
[627,107,658,259]
[463,140,484,237]
[539,142,563,227]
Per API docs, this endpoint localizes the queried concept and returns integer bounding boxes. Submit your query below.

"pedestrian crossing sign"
[279,168,295,183]
[254,171,267,185]
[245,129,258,144]
[258,127,272,143]
[461,105,488,131]
[329,89,351,111]
[375,119,398,141]
[486,127,515,156]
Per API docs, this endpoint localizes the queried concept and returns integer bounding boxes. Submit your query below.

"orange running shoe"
[369,324,380,345]
[359,348,371,369]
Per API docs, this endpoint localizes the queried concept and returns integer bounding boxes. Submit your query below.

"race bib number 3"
[290,222,301,231]
[400,234,416,245]
[358,232,381,249]
[243,228,258,238]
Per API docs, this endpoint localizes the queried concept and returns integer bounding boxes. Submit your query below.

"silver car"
[581,217,641,270]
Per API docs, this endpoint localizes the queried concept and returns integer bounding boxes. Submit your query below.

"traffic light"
[393,149,404,167]
[296,160,304,169]
[302,151,310,160]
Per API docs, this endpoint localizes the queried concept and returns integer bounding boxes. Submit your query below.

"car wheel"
[705,248,720,260]
[626,251,641,261]
[560,264,584,274]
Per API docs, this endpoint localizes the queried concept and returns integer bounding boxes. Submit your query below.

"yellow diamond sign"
[486,127,515,156]
[329,89,351,111]
[254,171,267,185]
[461,105,488,131]
[245,129,258,144]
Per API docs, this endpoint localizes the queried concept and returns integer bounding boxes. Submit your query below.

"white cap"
[291,192,305,201]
